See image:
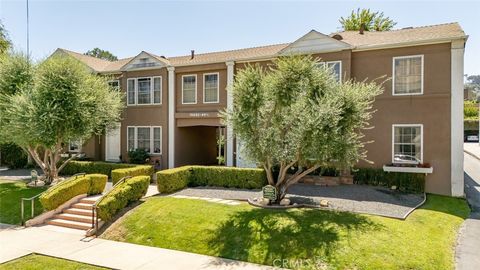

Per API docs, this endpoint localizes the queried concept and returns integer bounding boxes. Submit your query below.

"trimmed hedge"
[61,161,133,177]
[39,174,108,210]
[61,161,154,184]
[157,166,267,194]
[111,165,154,185]
[88,174,108,195]
[352,168,425,193]
[157,166,193,193]
[97,175,150,221]
[0,143,28,169]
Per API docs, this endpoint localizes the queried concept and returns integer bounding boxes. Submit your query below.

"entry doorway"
[105,124,121,162]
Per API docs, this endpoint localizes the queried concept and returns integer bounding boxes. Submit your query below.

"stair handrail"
[91,176,132,235]
[21,172,87,225]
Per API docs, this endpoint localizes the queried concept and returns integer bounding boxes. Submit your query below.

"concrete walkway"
[464,142,480,160]
[0,225,275,269]
[455,153,480,270]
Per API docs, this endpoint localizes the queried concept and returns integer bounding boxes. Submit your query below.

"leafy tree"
[85,48,118,61]
[0,21,11,55]
[340,8,396,32]
[225,56,383,202]
[0,54,124,183]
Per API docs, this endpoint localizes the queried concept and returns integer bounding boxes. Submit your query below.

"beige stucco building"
[54,22,467,196]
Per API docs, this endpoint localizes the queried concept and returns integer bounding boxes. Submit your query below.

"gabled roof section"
[335,22,467,50]
[120,51,170,71]
[278,30,352,55]
[52,48,112,72]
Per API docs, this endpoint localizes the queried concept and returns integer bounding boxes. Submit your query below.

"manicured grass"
[102,195,469,270]
[0,254,108,270]
[0,180,47,224]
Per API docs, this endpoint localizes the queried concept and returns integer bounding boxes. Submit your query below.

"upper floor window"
[317,61,342,82]
[127,77,162,105]
[203,73,219,103]
[392,124,423,164]
[108,80,120,91]
[182,75,197,104]
[393,55,423,95]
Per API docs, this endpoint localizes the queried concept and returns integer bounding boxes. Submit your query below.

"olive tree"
[225,55,383,202]
[0,54,123,183]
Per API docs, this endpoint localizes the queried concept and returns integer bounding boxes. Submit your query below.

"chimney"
[190,50,195,59]
[359,23,365,35]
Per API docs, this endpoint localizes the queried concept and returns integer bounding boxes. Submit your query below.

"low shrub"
[156,166,267,194]
[191,166,266,189]
[97,175,150,221]
[111,165,154,185]
[352,168,425,193]
[87,174,108,195]
[40,174,107,210]
[0,143,28,169]
[156,166,193,193]
[61,161,133,177]
[127,148,150,164]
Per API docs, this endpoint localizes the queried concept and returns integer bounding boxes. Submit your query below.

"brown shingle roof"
[168,43,289,66]
[336,22,466,48]
[58,22,466,73]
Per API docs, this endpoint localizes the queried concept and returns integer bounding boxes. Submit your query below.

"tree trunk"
[270,164,321,204]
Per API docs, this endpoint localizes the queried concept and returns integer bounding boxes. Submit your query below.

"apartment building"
[53,22,467,196]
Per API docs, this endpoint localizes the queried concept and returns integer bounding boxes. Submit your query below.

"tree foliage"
[0,54,124,182]
[0,21,11,55]
[85,48,118,61]
[340,8,396,32]
[225,55,383,201]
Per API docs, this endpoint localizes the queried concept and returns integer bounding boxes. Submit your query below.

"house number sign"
[262,185,277,201]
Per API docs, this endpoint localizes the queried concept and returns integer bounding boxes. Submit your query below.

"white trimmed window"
[393,55,423,95]
[127,126,162,154]
[126,77,162,105]
[108,80,120,91]
[68,140,82,153]
[203,73,219,103]
[317,61,342,82]
[182,75,197,104]
[127,79,135,105]
[392,124,423,164]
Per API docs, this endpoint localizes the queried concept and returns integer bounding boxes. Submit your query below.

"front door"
[105,124,121,162]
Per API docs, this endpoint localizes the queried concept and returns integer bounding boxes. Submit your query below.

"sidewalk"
[464,142,480,160]
[455,153,480,270]
[0,225,275,270]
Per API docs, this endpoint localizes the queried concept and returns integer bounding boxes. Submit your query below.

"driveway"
[455,151,480,270]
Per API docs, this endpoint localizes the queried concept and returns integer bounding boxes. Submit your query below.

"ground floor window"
[392,124,423,164]
[127,126,162,154]
[68,140,82,153]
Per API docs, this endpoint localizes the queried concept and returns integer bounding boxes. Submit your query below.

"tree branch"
[284,164,321,190]
[57,154,78,174]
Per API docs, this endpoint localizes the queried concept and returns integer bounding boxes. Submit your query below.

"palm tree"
[340,8,397,32]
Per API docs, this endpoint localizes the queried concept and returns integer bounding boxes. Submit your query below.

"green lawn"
[0,254,109,270]
[0,180,47,224]
[102,195,469,270]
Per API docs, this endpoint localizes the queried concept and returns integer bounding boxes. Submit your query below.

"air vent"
[332,34,343,40]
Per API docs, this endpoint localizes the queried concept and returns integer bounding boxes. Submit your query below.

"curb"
[464,150,480,162]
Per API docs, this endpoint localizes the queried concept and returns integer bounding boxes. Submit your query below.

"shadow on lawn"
[207,207,382,268]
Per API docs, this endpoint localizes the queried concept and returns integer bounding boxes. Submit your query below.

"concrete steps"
[46,195,102,232]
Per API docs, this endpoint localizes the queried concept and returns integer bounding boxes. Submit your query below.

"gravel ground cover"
[171,184,425,219]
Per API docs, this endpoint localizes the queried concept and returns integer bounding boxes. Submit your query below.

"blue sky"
[1,0,479,75]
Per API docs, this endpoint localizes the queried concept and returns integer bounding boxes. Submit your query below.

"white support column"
[226,61,235,167]
[167,66,175,169]
[451,40,465,197]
